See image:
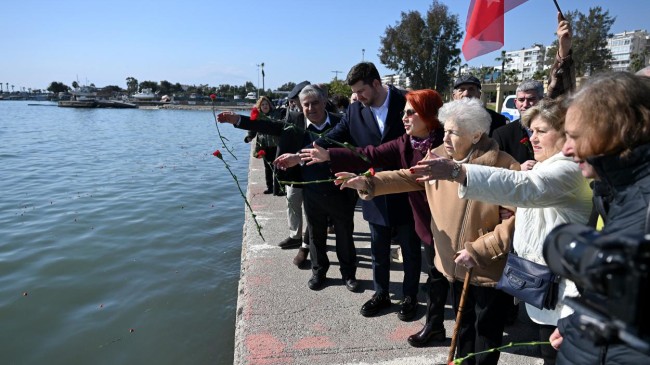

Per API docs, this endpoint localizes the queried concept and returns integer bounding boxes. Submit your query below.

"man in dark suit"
[217,85,359,291]
[491,79,544,164]
[317,62,421,320]
[451,74,507,137]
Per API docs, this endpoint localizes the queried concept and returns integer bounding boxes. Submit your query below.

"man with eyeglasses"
[451,74,508,137]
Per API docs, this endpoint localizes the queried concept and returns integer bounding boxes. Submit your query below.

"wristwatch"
[450,163,461,181]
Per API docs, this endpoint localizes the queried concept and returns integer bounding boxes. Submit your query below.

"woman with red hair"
[298,89,448,346]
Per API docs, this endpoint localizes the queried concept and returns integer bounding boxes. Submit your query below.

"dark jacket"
[556,142,650,365]
[491,120,534,164]
[327,129,444,245]
[486,108,507,137]
[318,85,413,227]
[236,111,342,189]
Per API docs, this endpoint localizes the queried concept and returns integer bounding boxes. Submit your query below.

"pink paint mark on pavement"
[388,323,424,342]
[293,336,335,350]
[246,332,293,365]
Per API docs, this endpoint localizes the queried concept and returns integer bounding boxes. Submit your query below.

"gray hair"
[438,98,490,135]
[299,84,327,102]
[516,79,544,98]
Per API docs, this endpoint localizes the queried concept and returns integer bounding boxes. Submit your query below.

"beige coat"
[360,135,519,286]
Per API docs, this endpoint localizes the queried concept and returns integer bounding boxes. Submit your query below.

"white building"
[503,43,546,80]
[607,30,649,71]
[382,74,411,89]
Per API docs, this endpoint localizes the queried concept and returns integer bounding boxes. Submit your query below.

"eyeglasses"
[516,97,538,103]
[400,109,417,118]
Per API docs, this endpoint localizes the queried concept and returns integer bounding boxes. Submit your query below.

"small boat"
[132,88,156,100]
[70,86,97,101]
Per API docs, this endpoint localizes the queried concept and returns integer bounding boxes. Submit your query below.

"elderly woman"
[337,98,518,365]
[419,97,593,365]
[550,72,650,365]
[244,96,284,195]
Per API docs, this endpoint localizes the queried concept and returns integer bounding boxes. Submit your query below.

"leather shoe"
[263,189,273,194]
[308,274,326,290]
[293,247,309,268]
[360,293,391,317]
[407,324,446,347]
[278,237,301,249]
[397,296,417,321]
[343,276,359,292]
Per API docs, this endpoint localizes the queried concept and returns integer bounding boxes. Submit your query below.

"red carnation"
[520,137,530,145]
[256,150,266,158]
[250,107,259,121]
[212,149,223,159]
[210,94,217,100]
[362,167,375,177]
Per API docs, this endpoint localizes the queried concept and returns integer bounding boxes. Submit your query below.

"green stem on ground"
[450,341,552,364]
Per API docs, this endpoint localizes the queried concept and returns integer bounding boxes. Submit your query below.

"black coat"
[556,142,650,365]
[491,119,534,164]
[317,85,413,227]
[236,111,342,188]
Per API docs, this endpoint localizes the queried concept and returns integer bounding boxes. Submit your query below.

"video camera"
[543,223,650,354]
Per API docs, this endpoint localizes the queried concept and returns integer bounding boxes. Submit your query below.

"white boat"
[245,92,257,100]
[132,88,156,100]
[70,86,97,101]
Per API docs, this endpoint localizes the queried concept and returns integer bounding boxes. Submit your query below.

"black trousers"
[423,244,448,330]
[539,324,557,365]
[450,282,510,365]
[303,188,357,279]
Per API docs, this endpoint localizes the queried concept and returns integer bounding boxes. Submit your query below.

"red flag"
[462,0,528,61]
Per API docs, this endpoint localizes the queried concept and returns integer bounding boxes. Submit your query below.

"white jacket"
[458,152,593,325]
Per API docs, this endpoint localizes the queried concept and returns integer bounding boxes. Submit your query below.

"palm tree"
[495,50,513,83]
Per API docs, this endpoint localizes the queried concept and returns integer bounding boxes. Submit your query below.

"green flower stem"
[278,178,339,185]
[211,103,237,159]
[451,341,551,364]
[215,156,265,241]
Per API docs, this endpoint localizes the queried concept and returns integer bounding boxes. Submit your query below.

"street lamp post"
[362,49,365,61]
[256,64,260,98]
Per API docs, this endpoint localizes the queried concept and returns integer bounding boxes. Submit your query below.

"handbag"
[496,252,560,310]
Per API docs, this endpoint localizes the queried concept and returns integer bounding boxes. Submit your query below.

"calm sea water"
[0,101,250,365]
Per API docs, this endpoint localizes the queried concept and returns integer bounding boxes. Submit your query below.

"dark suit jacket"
[491,119,534,164]
[317,85,414,227]
[486,108,507,137]
[236,111,342,186]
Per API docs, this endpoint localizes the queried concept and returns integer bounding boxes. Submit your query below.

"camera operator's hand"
[550,328,563,350]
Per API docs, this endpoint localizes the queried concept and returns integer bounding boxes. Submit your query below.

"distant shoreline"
[146,104,253,111]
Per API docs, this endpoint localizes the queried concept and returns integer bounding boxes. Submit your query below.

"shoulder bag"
[496,250,560,310]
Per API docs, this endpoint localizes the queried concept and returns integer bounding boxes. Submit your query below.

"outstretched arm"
[548,11,576,98]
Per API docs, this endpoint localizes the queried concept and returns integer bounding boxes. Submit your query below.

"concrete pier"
[234,156,544,365]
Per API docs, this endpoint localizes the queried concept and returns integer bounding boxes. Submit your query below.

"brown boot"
[293,247,309,268]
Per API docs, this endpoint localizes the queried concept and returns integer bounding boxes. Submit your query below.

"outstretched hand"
[216,111,239,124]
[409,153,454,182]
[274,153,301,170]
[557,12,572,58]
[334,172,366,190]
[300,142,330,165]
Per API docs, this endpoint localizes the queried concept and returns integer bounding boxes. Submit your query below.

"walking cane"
[447,268,473,364]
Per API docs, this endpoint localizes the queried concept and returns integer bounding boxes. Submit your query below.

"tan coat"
[360,135,519,286]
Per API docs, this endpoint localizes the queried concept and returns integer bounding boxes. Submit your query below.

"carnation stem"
[450,341,551,364]
[211,104,237,159]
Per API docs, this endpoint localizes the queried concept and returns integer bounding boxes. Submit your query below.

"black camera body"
[543,223,650,354]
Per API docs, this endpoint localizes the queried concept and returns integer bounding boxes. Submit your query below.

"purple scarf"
[410,130,437,155]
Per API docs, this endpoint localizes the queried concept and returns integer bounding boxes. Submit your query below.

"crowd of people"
[217,12,650,365]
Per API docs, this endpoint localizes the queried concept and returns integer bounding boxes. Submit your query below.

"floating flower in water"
[212,149,223,159]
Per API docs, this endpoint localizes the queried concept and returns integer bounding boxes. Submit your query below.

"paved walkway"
[234,156,545,365]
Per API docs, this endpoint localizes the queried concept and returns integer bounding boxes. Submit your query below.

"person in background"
[331,94,350,115]
[451,74,507,136]
[217,85,360,291]
[550,72,650,365]
[315,62,421,320]
[492,12,575,167]
[349,92,358,104]
[244,96,284,195]
[420,97,592,365]
[336,98,518,365]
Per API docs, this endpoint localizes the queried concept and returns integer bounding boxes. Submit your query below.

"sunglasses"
[400,109,417,118]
